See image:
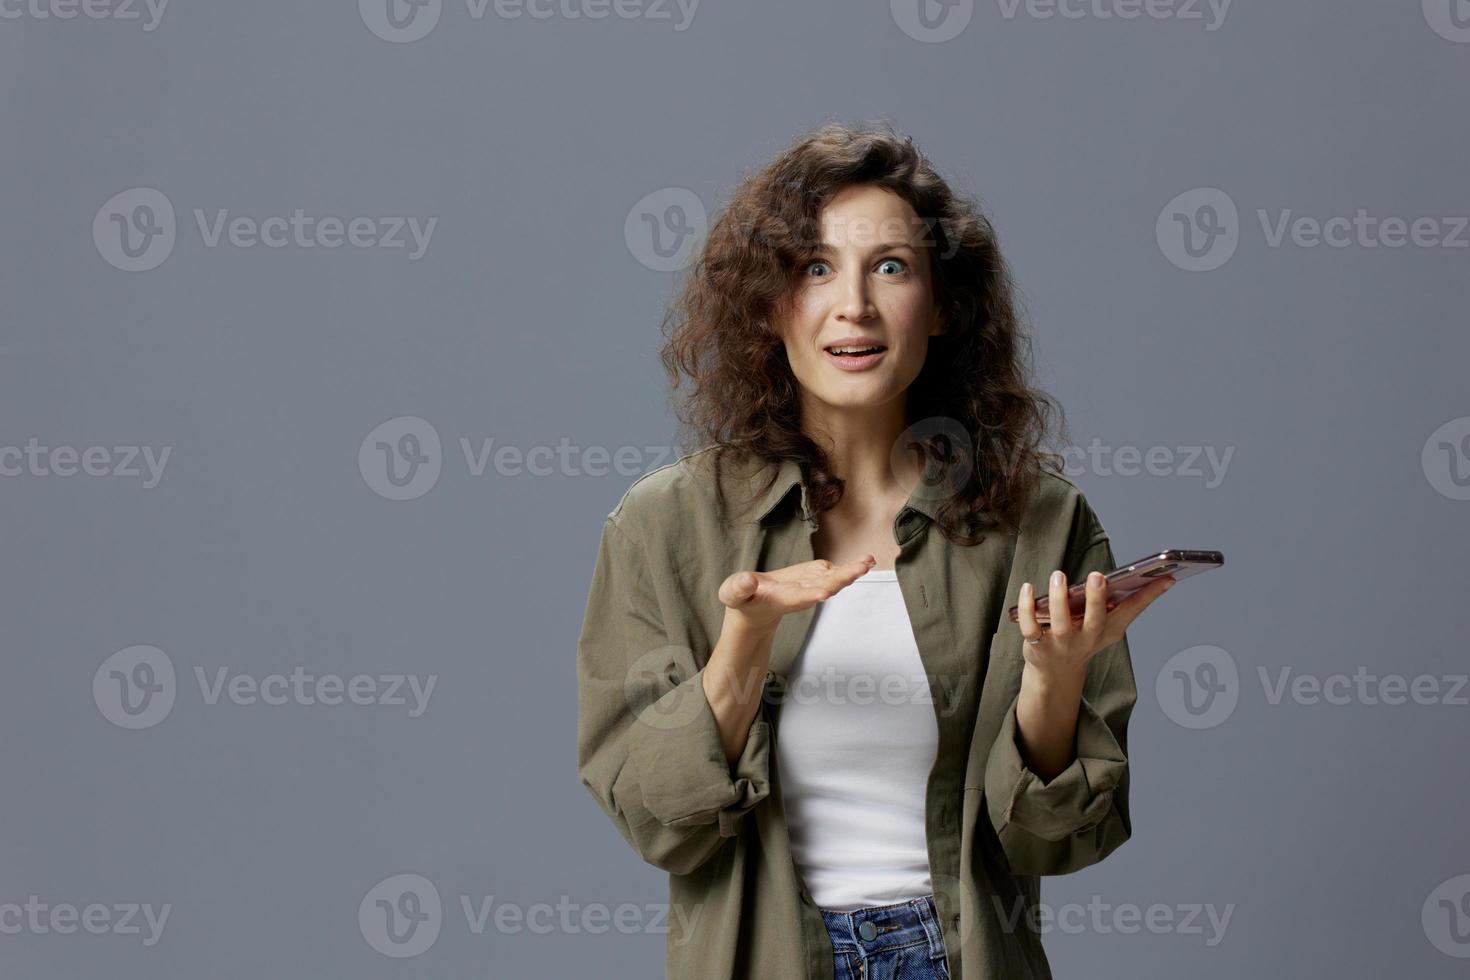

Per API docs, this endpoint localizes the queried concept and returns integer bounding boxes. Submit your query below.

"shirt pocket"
[962,622,1027,791]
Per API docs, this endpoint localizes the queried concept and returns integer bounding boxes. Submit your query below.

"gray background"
[3,1,1469,977]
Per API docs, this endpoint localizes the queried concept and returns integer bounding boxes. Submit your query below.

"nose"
[835,268,875,322]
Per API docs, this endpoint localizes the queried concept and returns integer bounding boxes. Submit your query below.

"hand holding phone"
[1007,549,1223,627]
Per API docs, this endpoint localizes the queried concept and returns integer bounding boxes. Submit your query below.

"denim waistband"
[819,894,946,961]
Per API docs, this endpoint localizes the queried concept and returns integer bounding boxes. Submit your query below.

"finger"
[1080,571,1108,635]
[797,555,870,579]
[825,554,878,589]
[1102,576,1174,631]
[1047,570,1072,637]
[811,555,876,593]
[719,570,760,607]
[1016,581,1043,643]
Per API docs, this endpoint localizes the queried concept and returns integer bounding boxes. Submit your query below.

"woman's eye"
[803,258,906,277]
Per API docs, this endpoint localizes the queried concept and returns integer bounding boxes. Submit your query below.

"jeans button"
[857,920,878,941]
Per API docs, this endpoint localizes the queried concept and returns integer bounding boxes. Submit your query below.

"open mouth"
[823,342,888,367]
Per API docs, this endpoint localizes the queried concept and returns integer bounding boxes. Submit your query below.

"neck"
[800,394,921,504]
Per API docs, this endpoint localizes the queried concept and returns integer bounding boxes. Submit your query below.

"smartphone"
[1007,549,1224,626]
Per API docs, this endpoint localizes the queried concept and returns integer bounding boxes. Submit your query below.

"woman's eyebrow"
[808,240,918,254]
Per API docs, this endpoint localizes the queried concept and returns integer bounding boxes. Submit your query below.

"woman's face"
[775,183,944,421]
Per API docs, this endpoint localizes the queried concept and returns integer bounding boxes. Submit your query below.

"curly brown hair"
[658,120,1068,545]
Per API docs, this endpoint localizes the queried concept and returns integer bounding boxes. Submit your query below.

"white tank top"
[774,568,938,911]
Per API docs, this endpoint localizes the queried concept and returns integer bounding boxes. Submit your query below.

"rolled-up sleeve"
[576,515,772,876]
[983,530,1137,876]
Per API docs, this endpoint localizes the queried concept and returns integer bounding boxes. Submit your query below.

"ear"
[929,307,946,337]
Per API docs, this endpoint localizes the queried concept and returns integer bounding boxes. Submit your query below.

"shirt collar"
[753,454,942,527]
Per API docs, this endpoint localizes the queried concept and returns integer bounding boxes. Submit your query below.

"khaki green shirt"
[576,447,1135,979]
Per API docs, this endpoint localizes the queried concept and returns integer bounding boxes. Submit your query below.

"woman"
[576,121,1173,979]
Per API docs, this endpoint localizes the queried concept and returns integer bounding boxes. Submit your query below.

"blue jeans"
[820,894,951,979]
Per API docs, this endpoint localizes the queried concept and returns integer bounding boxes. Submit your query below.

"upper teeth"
[830,346,880,354]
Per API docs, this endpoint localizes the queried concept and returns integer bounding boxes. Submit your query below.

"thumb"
[721,570,760,607]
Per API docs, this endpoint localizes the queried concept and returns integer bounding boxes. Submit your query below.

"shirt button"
[858,921,878,941]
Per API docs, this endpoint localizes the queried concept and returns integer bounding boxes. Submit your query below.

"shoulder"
[1022,463,1110,548]
[603,445,739,538]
